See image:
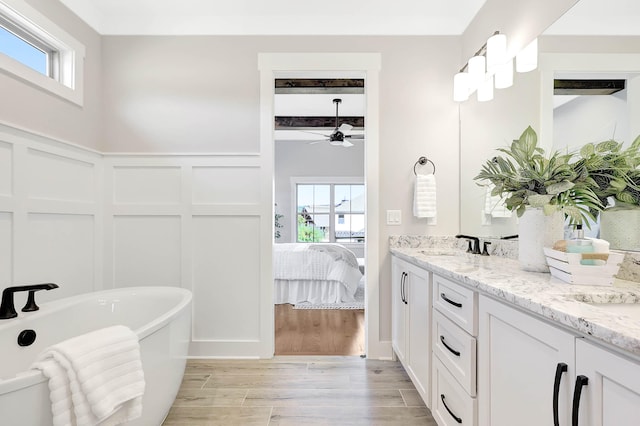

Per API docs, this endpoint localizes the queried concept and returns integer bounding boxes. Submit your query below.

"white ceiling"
[544,0,640,35]
[58,0,486,35]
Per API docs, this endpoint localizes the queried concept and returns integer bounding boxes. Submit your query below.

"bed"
[273,243,363,305]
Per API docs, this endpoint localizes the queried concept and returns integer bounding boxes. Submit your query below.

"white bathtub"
[0,286,192,426]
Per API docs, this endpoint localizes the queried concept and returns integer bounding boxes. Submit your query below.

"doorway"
[273,78,366,355]
[258,53,383,359]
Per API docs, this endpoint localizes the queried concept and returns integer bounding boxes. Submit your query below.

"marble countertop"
[391,246,640,358]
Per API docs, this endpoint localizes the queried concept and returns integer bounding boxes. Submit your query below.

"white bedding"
[273,243,363,304]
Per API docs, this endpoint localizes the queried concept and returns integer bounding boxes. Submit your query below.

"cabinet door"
[478,295,575,426]
[391,256,407,364]
[406,263,431,407]
[574,339,640,426]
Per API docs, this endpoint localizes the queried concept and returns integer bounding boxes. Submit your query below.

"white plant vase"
[518,207,564,272]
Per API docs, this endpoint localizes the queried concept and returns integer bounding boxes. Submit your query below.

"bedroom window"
[296,183,365,243]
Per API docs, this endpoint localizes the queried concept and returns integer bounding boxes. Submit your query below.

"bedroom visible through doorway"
[273,76,366,356]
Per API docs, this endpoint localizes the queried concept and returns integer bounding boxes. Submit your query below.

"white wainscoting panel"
[0,141,12,197]
[27,148,95,202]
[192,166,261,204]
[0,213,12,285]
[191,215,261,341]
[113,166,182,205]
[23,213,95,301]
[0,123,103,304]
[113,215,182,287]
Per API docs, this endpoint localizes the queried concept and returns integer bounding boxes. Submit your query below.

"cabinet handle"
[400,272,406,304]
[571,375,588,426]
[440,292,462,308]
[403,272,408,304]
[440,394,462,424]
[553,362,568,426]
[440,335,461,357]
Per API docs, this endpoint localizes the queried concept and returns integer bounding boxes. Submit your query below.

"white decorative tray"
[543,247,625,286]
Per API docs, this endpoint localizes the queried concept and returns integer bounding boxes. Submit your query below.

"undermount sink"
[585,302,640,321]
[418,249,461,256]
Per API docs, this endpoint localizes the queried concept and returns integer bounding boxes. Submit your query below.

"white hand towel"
[413,174,437,218]
[31,325,145,426]
[484,185,512,218]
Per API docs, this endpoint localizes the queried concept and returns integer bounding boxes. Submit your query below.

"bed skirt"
[274,279,356,305]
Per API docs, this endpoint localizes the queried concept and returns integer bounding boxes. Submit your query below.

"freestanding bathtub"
[0,286,192,426]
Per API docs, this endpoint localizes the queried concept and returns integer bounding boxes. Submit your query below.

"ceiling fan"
[308,98,364,148]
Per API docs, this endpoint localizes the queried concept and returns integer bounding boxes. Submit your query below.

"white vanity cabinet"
[574,339,640,426]
[431,274,478,426]
[479,294,640,426]
[478,295,575,426]
[391,255,432,408]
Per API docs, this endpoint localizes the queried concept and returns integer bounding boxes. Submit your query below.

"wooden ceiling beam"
[275,78,365,94]
[275,115,364,129]
[554,79,626,95]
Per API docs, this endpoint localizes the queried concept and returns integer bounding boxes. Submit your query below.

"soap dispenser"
[566,224,594,253]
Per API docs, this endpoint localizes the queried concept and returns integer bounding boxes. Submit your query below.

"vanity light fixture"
[516,38,538,73]
[453,32,538,102]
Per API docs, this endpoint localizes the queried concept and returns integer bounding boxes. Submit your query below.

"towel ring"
[413,156,436,176]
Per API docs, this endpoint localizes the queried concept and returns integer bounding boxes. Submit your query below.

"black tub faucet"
[455,234,481,254]
[0,283,59,320]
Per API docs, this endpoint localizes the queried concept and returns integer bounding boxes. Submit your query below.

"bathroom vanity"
[390,242,640,426]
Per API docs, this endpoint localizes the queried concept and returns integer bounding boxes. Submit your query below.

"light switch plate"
[387,210,401,225]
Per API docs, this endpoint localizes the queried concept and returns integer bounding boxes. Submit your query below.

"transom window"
[296,183,365,243]
[0,16,54,76]
[0,0,85,105]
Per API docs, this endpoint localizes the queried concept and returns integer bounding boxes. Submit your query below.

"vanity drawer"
[433,309,477,396]
[432,355,477,426]
[433,274,478,336]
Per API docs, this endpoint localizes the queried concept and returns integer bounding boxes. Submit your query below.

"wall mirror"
[459,0,640,251]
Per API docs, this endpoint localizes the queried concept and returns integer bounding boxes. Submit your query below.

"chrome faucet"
[455,234,481,255]
[0,283,59,319]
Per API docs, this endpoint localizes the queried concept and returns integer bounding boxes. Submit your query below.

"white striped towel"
[413,174,437,218]
[484,185,512,218]
[31,325,145,426]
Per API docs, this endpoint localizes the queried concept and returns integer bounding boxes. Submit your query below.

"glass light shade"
[494,59,513,89]
[453,72,470,102]
[486,33,507,73]
[468,55,486,89]
[477,75,494,102]
[516,38,538,73]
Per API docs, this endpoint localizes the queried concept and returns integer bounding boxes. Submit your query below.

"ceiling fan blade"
[345,134,365,139]
[301,130,332,137]
[329,141,344,146]
[309,140,328,144]
[338,123,353,133]
[341,140,354,148]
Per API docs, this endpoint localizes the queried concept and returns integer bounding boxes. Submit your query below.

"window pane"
[310,185,330,213]
[335,184,365,213]
[0,25,47,75]
[335,213,365,242]
[297,213,328,242]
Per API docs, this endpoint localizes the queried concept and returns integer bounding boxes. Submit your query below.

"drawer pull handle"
[440,394,462,424]
[401,272,408,304]
[441,292,462,308]
[440,335,461,357]
[553,362,568,426]
[571,375,588,426]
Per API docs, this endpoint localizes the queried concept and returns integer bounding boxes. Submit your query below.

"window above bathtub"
[0,0,85,106]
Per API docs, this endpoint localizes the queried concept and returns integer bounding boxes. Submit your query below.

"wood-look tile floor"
[162,357,437,426]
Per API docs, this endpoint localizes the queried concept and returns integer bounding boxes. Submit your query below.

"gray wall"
[101,35,462,342]
[0,0,103,150]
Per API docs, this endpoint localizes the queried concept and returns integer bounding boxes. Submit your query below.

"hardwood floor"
[274,304,365,356]
[163,357,437,425]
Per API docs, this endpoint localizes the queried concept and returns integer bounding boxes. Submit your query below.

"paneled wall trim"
[0,122,103,309]
[1,121,273,358]
[103,154,271,358]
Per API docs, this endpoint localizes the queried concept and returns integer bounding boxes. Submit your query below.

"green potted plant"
[474,126,605,272]
[475,126,604,225]
[574,136,640,250]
